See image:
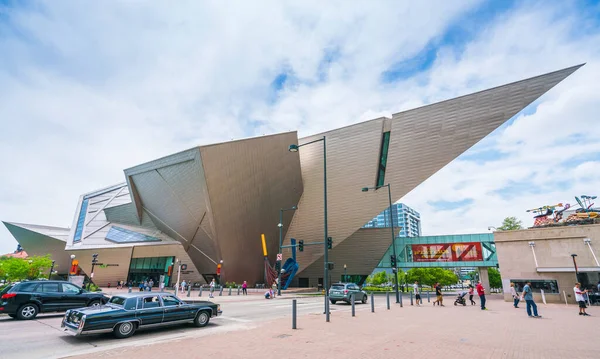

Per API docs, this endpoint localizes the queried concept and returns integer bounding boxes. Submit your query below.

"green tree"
[406,268,459,287]
[0,255,53,281]
[497,216,523,231]
[366,271,388,286]
[488,267,502,289]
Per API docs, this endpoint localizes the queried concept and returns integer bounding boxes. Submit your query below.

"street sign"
[181,264,188,270]
[276,253,283,261]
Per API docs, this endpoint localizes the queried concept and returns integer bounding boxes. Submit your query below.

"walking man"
[522,281,541,318]
[433,283,444,306]
[476,280,487,310]
[242,281,248,295]
[413,281,421,306]
[209,278,215,298]
[574,282,591,316]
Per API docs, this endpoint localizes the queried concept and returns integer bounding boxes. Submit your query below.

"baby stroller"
[454,291,467,306]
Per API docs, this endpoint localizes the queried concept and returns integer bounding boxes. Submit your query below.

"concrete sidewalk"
[67,297,600,359]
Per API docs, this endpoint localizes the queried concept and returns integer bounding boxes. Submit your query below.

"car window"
[124,298,137,310]
[161,295,181,307]
[108,296,126,306]
[331,284,344,290]
[62,283,81,294]
[142,296,161,309]
[36,283,59,293]
[15,283,37,292]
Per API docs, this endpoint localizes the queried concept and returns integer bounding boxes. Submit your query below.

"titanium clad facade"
[287,64,583,281]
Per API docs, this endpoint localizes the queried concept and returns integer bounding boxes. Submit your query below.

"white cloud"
[0,1,599,254]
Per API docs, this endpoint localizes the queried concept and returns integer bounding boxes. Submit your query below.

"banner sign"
[412,242,484,262]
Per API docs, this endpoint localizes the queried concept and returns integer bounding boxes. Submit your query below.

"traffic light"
[216,263,222,275]
[327,237,333,249]
[390,255,397,268]
[298,240,304,252]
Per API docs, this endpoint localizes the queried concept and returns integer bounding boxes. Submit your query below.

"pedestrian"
[149,279,154,292]
[138,282,144,292]
[468,285,476,305]
[510,282,520,308]
[574,282,591,316]
[433,283,444,306]
[271,281,277,298]
[522,281,541,318]
[413,281,421,306]
[242,281,248,296]
[597,280,600,293]
[265,289,272,299]
[107,282,111,288]
[181,280,187,292]
[209,278,215,298]
[476,280,487,310]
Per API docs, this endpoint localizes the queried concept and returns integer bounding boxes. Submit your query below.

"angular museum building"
[3,64,582,288]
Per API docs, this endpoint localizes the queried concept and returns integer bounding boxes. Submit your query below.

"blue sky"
[0,0,600,254]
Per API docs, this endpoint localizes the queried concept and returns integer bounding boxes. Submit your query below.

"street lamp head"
[292,206,297,210]
[361,187,369,192]
[70,254,76,260]
[344,264,347,269]
[277,223,283,228]
[220,259,224,264]
[584,238,591,244]
[571,254,578,258]
[288,144,299,152]
[528,241,535,247]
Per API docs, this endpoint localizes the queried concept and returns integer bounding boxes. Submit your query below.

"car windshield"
[331,285,344,290]
[108,296,127,306]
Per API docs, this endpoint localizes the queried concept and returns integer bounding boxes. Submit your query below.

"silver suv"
[329,283,367,305]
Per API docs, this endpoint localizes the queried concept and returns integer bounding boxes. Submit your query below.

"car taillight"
[1,293,17,299]
[344,290,348,294]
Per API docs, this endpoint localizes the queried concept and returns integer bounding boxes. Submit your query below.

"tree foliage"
[405,268,459,287]
[366,269,404,286]
[497,216,523,231]
[488,267,502,289]
[0,255,53,282]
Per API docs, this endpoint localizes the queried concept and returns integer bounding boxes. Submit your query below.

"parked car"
[329,283,367,304]
[0,280,108,320]
[61,292,222,339]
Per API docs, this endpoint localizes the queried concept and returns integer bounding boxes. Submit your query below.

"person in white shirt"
[510,282,520,308]
[574,282,590,316]
[413,281,421,306]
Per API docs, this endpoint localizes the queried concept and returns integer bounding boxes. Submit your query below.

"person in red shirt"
[476,281,487,310]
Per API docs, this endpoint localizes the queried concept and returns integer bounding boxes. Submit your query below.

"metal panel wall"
[200,132,303,284]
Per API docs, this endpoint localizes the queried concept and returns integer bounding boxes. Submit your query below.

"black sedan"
[61,292,221,339]
[0,280,108,320]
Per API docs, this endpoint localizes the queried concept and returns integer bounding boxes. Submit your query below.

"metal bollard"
[292,299,297,329]
[219,286,223,296]
[228,287,231,296]
[351,294,355,317]
[386,291,390,310]
[400,292,403,307]
[128,287,132,293]
[410,292,413,306]
[427,290,430,303]
[238,287,241,295]
[371,293,375,313]
[199,287,203,297]
[187,286,191,297]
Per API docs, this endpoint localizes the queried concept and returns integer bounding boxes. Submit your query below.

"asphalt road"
[0,295,382,359]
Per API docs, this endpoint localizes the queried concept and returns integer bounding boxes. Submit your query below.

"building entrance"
[127,256,175,288]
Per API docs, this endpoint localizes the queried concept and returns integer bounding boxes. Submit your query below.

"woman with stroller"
[510,282,520,308]
[468,285,476,305]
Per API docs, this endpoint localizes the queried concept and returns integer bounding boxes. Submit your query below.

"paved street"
[0,293,362,359]
[2,294,599,359]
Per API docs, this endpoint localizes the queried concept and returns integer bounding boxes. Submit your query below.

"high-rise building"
[362,203,421,237]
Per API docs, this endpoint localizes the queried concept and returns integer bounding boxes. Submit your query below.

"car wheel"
[361,295,367,304]
[194,311,211,327]
[330,300,337,305]
[17,304,39,320]
[113,322,136,339]
[88,300,102,307]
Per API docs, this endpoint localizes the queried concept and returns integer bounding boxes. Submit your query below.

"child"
[574,282,591,316]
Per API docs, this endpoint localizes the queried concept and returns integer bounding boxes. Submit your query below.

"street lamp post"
[88,254,98,291]
[48,260,55,280]
[219,260,224,287]
[278,206,298,296]
[362,184,400,303]
[571,254,579,282]
[289,136,330,322]
[175,259,181,295]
